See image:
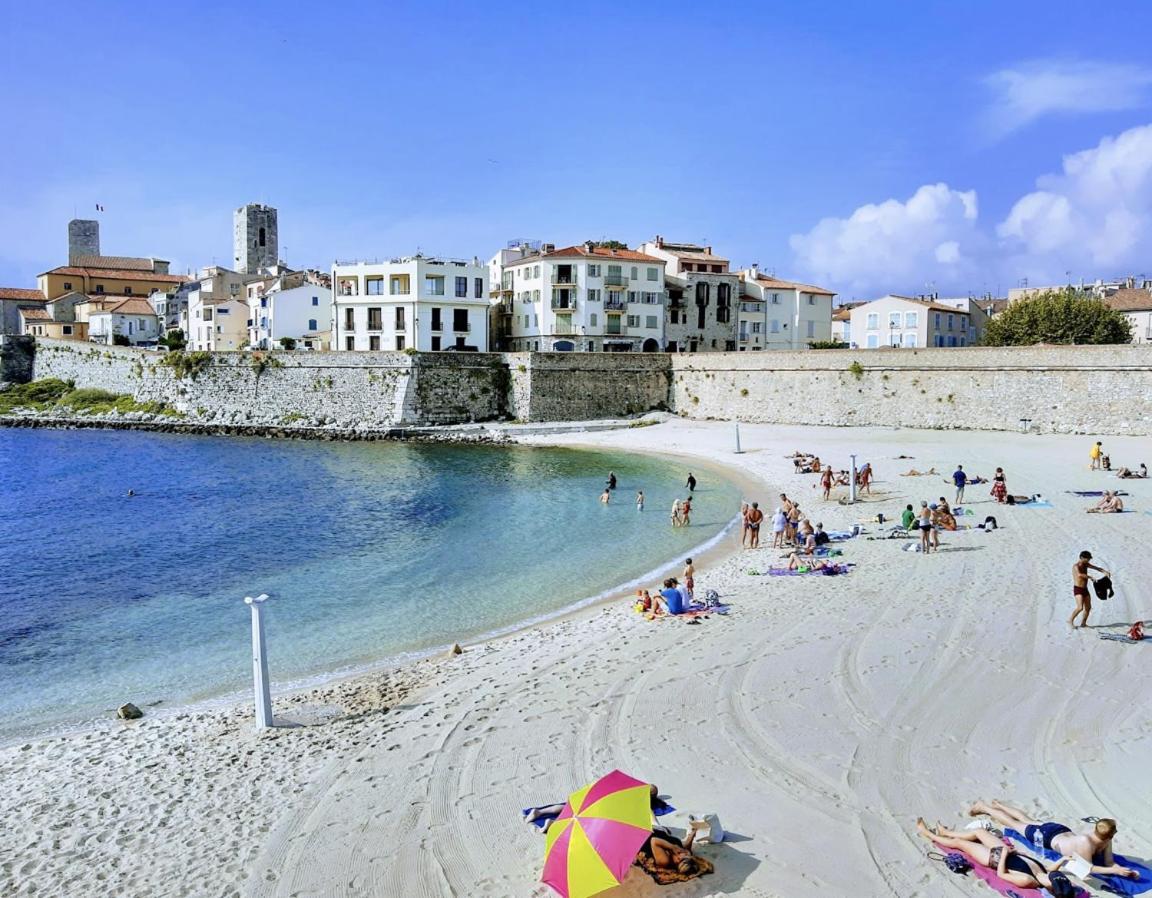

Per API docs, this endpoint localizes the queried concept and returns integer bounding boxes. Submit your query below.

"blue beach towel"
[523,799,676,830]
[1014,500,1054,508]
[1005,827,1152,894]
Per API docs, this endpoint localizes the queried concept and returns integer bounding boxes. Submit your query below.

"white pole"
[734,422,742,454]
[245,594,273,729]
[849,454,858,504]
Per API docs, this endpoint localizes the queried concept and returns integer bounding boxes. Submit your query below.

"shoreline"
[0,428,758,747]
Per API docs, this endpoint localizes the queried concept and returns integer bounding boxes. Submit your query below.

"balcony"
[550,273,577,286]
[603,274,628,288]
[550,297,576,311]
[740,301,762,312]
[453,322,471,333]
[604,298,626,311]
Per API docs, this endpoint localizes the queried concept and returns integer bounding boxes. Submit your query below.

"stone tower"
[233,204,278,274]
[68,219,101,262]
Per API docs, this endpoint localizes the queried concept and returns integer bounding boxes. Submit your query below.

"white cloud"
[983,60,1152,139]
[788,183,981,296]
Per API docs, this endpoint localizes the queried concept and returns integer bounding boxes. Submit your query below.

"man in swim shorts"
[970,799,1138,878]
[746,502,764,548]
[1070,550,1110,628]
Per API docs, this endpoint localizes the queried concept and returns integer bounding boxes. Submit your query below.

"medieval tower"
[233,204,278,274]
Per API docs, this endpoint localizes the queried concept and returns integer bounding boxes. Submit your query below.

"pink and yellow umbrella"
[541,769,654,898]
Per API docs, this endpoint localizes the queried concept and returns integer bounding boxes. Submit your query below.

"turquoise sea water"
[0,428,738,738]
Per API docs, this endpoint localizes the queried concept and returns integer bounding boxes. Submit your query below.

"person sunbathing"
[834,470,850,486]
[969,799,1138,878]
[1117,464,1148,479]
[1087,491,1124,513]
[785,553,836,571]
[916,818,1076,896]
[901,467,938,476]
[933,506,958,531]
[639,826,709,878]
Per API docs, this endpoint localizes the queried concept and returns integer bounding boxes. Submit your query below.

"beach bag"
[983,516,997,530]
[1005,495,1016,506]
[928,851,972,875]
[1093,576,1114,601]
[1129,621,1145,641]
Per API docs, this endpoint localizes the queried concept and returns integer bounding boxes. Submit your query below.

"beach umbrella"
[540,769,653,898]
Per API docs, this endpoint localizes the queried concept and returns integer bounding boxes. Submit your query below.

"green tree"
[112,334,131,346]
[588,239,628,250]
[159,328,186,351]
[279,336,298,350]
[982,288,1132,346]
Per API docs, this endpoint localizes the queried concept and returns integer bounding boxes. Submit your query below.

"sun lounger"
[1005,828,1152,895]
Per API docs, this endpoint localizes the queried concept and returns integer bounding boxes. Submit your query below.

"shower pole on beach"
[734,422,743,454]
[849,454,858,504]
[244,594,273,729]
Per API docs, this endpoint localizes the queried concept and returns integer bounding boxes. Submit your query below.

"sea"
[0,427,739,739]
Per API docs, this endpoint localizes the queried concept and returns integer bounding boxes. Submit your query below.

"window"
[344,308,355,330]
[771,293,780,304]
[63,282,72,290]
[867,334,879,348]
[394,307,405,330]
[453,309,469,332]
[390,276,409,295]
[934,312,941,329]
[369,336,380,350]
[425,276,444,296]
[474,277,483,298]
[312,296,320,306]
[368,308,383,330]
[948,335,957,347]
[889,311,901,328]
[203,308,214,321]
[217,307,230,315]
[807,295,815,305]
[533,289,540,302]
[431,308,442,331]
[646,315,658,329]
[806,321,815,338]
[62,325,73,335]
[630,266,638,280]
[587,289,601,302]
[628,291,638,303]
[308,318,317,330]
[590,313,598,326]
[904,311,918,328]
[396,335,406,351]
[431,336,441,351]
[258,227,266,247]
[947,314,955,330]
[533,265,540,278]
[124,286,133,295]
[627,315,640,327]
[711,265,722,273]
[261,297,268,308]
[959,336,966,347]
[345,335,355,350]
[866,313,878,330]
[95,284,104,293]
[588,264,601,277]
[770,319,780,333]
[934,334,944,347]
[367,279,385,295]
[455,276,468,297]
[646,267,659,281]
[751,321,762,334]
[903,333,917,347]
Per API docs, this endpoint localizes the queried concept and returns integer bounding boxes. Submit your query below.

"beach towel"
[767,563,854,576]
[1068,490,1129,497]
[1005,828,1152,895]
[634,850,714,885]
[1013,500,1054,509]
[524,799,676,830]
[936,844,1090,898]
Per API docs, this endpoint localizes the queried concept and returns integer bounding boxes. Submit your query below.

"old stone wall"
[671,346,1152,434]
[0,336,35,385]
[510,352,671,422]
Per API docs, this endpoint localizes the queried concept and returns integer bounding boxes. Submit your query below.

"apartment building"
[332,255,489,351]
[1104,288,1152,343]
[848,295,973,348]
[735,266,836,350]
[248,275,332,350]
[492,242,666,352]
[636,237,736,352]
[87,298,162,346]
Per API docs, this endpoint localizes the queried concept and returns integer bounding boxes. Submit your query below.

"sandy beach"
[4,418,1151,898]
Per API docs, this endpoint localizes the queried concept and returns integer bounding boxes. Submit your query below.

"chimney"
[705,246,712,255]
[655,235,663,248]
[749,263,760,279]
[584,240,596,253]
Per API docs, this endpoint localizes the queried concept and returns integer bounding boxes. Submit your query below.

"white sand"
[3,420,1151,898]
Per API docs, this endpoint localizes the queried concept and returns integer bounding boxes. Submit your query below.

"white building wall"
[249,283,332,348]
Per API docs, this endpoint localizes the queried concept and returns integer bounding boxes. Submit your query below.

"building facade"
[848,295,973,348]
[233,203,279,275]
[249,282,332,349]
[0,288,47,336]
[636,237,736,352]
[1104,288,1152,343]
[88,298,161,346]
[735,267,836,350]
[492,243,666,352]
[332,255,489,352]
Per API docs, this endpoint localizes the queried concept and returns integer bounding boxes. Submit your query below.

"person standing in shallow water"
[686,472,696,493]
[636,490,644,511]
[600,488,611,505]
[607,472,617,490]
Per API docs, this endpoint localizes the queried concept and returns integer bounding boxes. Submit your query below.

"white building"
[636,237,736,353]
[491,242,666,352]
[88,298,162,346]
[735,267,836,350]
[249,281,332,350]
[184,290,248,351]
[332,255,489,352]
[848,295,973,349]
[1104,288,1152,343]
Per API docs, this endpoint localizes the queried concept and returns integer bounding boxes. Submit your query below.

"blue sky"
[3,0,1152,299]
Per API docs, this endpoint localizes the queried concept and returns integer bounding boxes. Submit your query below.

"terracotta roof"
[858,296,970,315]
[0,287,44,301]
[41,265,189,284]
[19,307,52,320]
[1104,288,1152,312]
[832,307,853,321]
[91,298,158,317]
[752,275,836,296]
[506,245,663,265]
[70,255,165,271]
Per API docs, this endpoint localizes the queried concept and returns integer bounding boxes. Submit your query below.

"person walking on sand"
[636,490,644,511]
[1090,441,1103,470]
[771,507,787,548]
[991,467,1008,504]
[686,472,697,493]
[683,558,695,602]
[953,465,967,504]
[820,466,834,500]
[746,502,764,548]
[1070,550,1110,629]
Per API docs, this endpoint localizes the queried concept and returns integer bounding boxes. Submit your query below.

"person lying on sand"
[969,799,1138,878]
[1116,464,1148,479]
[901,467,938,476]
[915,818,1077,896]
[784,553,837,572]
[1087,492,1124,513]
[932,505,958,532]
[639,826,712,878]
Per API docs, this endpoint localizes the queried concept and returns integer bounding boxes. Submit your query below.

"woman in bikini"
[639,826,713,879]
[991,467,1008,503]
[918,502,935,554]
[915,818,1076,897]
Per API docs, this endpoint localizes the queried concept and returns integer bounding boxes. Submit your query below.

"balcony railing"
[550,297,576,311]
[603,274,628,288]
[604,298,626,311]
[551,273,577,285]
[453,323,471,333]
[740,301,762,312]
